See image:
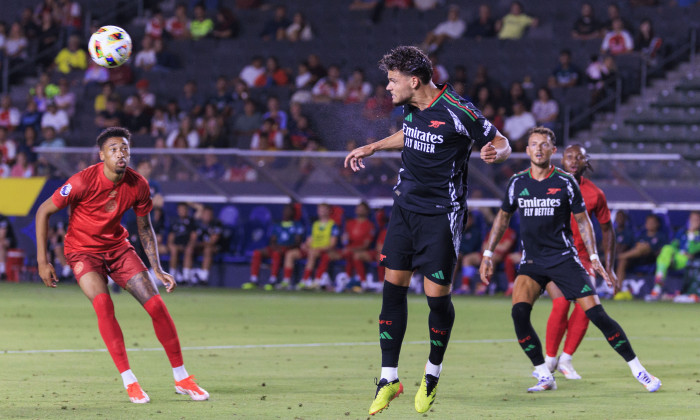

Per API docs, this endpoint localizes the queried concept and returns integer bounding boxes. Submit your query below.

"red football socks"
[92,293,130,373]
[144,295,183,368]
[563,303,590,355]
[546,297,570,357]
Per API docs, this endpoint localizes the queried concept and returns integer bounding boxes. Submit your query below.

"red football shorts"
[66,241,147,288]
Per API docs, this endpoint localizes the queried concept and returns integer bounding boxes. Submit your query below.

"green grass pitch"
[1,282,699,419]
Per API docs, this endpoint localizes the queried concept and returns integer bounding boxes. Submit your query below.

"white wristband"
[590,254,600,262]
[483,250,494,258]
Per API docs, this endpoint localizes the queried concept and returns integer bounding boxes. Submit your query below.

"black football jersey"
[501,166,587,267]
[394,84,497,215]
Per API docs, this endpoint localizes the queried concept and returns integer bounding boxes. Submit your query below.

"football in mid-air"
[88,25,132,68]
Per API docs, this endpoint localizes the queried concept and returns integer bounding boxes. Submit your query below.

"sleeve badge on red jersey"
[60,184,72,197]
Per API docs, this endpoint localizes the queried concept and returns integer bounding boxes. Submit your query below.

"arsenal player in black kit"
[480,127,661,393]
[345,45,511,415]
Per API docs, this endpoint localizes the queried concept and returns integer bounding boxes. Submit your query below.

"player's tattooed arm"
[479,210,512,284]
[575,211,611,285]
[137,214,176,292]
[600,220,619,290]
[485,210,512,253]
[574,211,599,257]
[137,214,162,270]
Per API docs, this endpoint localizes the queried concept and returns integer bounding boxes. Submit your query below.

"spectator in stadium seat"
[135,36,157,72]
[208,76,233,117]
[550,49,580,88]
[250,117,284,150]
[254,56,289,87]
[212,6,239,39]
[295,61,314,91]
[0,127,17,164]
[179,80,204,118]
[465,4,496,40]
[166,116,199,148]
[197,154,225,180]
[199,117,228,148]
[10,151,34,177]
[502,101,536,144]
[108,62,134,86]
[39,126,65,148]
[282,203,341,290]
[496,1,538,40]
[363,83,393,121]
[123,95,150,135]
[183,205,223,285]
[19,8,39,41]
[501,81,531,116]
[19,99,42,133]
[616,213,668,282]
[94,96,124,130]
[481,102,504,132]
[420,5,466,53]
[0,95,21,132]
[572,2,601,40]
[145,9,165,39]
[150,107,173,138]
[614,210,637,255]
[153,38,181,70]
[285,11,313,42]
[288,115,317,151]
[635,18,663,64]
[165,3,191,39]
[54,78,76,118]
[53,34,87,74]
[37,10,60,69]
[233,99,262,147]
[190,3,213,40]
[5,23,29,68]
[601,18,634,55]
[239,56,265,88]
[262,96,288,131]
[168,202,196,284]
[429,53,449,85]
[306,53,327,86]
[18,126,39,164]
[260,5,291,41]
[602,3,632,32]
[312,65,347,103]
[41,100,69,134]
[531,87,559,130]
[344,68,373,104]
[83,61,109,86]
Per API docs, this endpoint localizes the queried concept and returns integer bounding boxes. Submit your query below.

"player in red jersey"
[35,127,208,404]
[334,202,377,292]
[543,144,618,380]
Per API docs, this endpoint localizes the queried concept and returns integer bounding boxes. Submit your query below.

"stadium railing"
[34,147,700,211]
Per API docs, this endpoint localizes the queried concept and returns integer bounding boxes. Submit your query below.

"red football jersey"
[52,162,153,254]
[345,219,376,249]
[570,176,611,262]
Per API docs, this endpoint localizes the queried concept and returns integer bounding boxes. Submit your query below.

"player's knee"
[427,294,455,323]
[511,302,533,322]
[583,304,609,327]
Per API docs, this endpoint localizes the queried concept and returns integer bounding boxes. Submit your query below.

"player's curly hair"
[96,126,132,149]
[378,45,433,85]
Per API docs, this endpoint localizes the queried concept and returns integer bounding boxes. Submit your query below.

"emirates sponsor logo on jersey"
[60,183,72,197]
[518,197,561,216]
[403,123,444,154]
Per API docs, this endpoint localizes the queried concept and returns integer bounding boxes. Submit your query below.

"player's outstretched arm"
[479,209,512,285]
[344,130,404,172]
[35,198,60,288]
[137,214,176,293]
[574,211,611,286]
[480,130,511,164]
[600,220,619,291]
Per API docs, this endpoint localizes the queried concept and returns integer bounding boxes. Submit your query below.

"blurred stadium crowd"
[1,0,699,301]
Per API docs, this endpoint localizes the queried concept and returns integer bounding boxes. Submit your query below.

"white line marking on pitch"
[1,336,691,355]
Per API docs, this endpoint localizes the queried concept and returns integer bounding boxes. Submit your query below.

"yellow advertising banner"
[0,177,47,216]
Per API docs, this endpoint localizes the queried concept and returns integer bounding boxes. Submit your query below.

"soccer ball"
[88,25,132,68]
